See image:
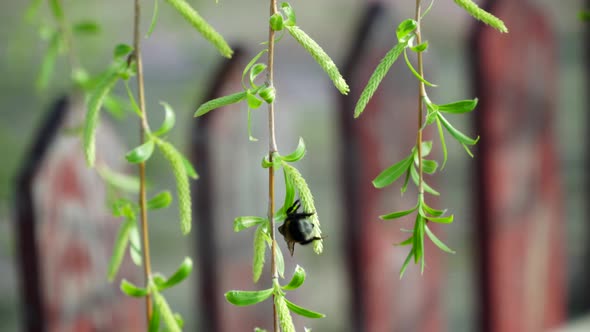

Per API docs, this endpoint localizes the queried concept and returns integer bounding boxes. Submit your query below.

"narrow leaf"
[372,155,413,189]
[128,222,142,266]
[36,31,61,90]
[422,159,438,174]
[158,257,193,290]
[280,2,297,26]
[125,140,155,164]
[114,44,133,59]
[404,49,437,87]
[225,288,274,306]
[354,42,406,117]
[72,21,101,35]
[98,166,140,193]
[435,116,448,169]
[153,102,176,136]
[234,216,266,232]
[437,98,478,113]
[396,19,418,42]
[48,0,64,19]
[284,298,326,319]
[182,155,199,179]
[380,204,418,220]
[242,49,268,88]
[147,0,160,37]
[437,113,479,145]
[399,248,414,279]
[453,0,508,33]
[410,166,440,196]
[282,265,305,291]
[425,225,456,254]
[282,137,306,162]
[164,0,233,58]
[107,218,134,281]
[286,26,349,95]
[427,214,454,224]
[195,91,247,117]
[395,235,414,246]
[147,191,173,210]
[120,279,149,297]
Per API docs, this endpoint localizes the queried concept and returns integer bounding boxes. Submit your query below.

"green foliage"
[164,0,233,58]
[252,224,268,283]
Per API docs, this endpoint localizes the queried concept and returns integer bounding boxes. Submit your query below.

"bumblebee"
[278,199,322,256]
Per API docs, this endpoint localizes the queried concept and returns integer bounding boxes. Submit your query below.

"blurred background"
[0,0,588,331]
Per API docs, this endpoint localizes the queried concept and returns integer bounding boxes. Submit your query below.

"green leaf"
[125,140,155,164]
[275,242,285,279]
[403,49,437,87]
[246,91,263,109]
[437,113,479,145]
[282,137,306,162]
[410,166,440,196]
[242,49,268,89]
[147,0,160,37]
[164,0,233,58]
[354,42,407,118]
[249,63,267,88]
[426,214,454,224]
[24,0,43,22]
[72,21,101,35]
[48,0,64,19]
[84,66,122,166]
[284,298,325,319]
[153,102,176,136]
[395,235,414,246]
[422,159,438,174]
[400,167,411,194]
[270,13,284,31]
[120,279,149,297]
[280,2,297,26]
[114,44,133,59]
[435,116,448,169]
[36,31,61,91]
[437,98,478,113]
[420,200,446,217]
[380,204,418,220]
[453,0,508,33]
[234,216,266,232]
[173,313,185,329]
[128,222,142,266]
[418,140,433,157]
[102,94,128,119]
[413,214,425,264]
[285,25,349,95]
[399,248,414,278]
[153,138,193,234]
[182,155,199,179]
[410,41,428,52]
[396,19,418,42]
[147,191,173,210]
[98,166,140,193]
[258,85,276,104]
[111,199,137,219]
[123,81,143,117]
[253,225,268,283]
[277,166,296,219]
[107,218,134,281]
[152,289,181,332]
[195,91,247,117]
[157,257,193,291]
[282,265,305,290]
[247,107,258,142]
[425,225,455,254]
[225,288,274,306]
[579,11,590,22]
[372,155,413,189]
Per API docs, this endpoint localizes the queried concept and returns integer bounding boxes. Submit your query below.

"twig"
[414,0,425,194]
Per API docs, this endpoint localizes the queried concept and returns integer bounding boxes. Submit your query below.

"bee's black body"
[279,200,322,256]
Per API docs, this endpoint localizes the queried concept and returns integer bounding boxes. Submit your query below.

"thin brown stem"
[133,0,153,321]
[415,0,425,194]
[267,0,279,331]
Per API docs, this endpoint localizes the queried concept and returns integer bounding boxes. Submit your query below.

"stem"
[267,0,279,331]
[414,0,425,194]
[133,0,153,322]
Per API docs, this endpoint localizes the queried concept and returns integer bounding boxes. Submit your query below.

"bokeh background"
[0,0,587,331]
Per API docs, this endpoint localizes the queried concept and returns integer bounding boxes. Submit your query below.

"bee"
[278,199,323,256]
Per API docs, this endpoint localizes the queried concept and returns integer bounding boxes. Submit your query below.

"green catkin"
[165,0,233,58]
[275,295,296,332]
[354,43,406,118]
[194,91,247,116]
[153,138,192,234]
[282,163,323,254]
[286,26,349,95]
[253,225,267,282]
[453,0,508,33]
